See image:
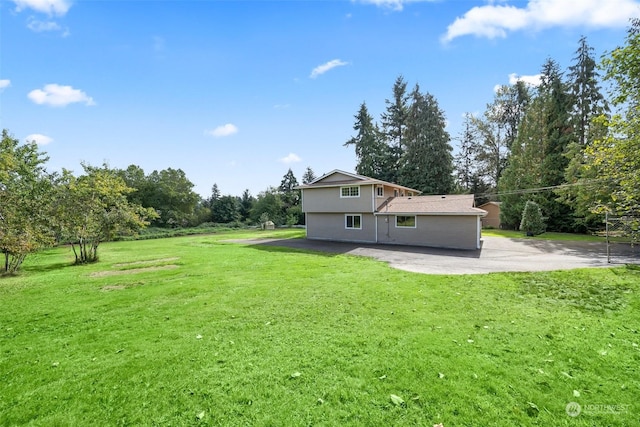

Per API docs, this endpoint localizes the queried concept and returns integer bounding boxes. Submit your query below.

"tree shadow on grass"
[21,261,75,274]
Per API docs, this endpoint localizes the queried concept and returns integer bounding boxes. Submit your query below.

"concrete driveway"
[240,236,640,274]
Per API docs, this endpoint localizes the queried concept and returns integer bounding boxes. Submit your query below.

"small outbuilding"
[262,220,275,230]
[478,202,502,229]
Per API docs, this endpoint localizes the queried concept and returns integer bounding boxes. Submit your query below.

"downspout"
[301,189,308,238]
[372,186,377,243]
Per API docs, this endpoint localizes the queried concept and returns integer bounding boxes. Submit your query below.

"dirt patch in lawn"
[91,264,179,278]
[101,281,147,291]
[113,257,179,267]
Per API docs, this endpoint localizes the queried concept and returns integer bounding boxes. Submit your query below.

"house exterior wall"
[306,213,376,243]
[376,214,480,249]
[480,203,501,228]
[302,185,375,213]
[318,172,356,183]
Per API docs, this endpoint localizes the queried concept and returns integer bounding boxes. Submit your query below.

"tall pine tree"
[400,85,454,194]
[344,102,387,179]
[380,75,409,182]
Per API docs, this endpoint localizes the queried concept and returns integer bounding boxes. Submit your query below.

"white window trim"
[376,185,384,198]
[345,214,362,230]
[396,215,417,228]
[340,186,360,198]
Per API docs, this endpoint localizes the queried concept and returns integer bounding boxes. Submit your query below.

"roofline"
[308,169,365,184]
[375,210,487,217]
[298,169,422,194]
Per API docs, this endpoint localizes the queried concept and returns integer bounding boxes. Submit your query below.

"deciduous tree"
[0,130,55,274]
[55,164,156,264]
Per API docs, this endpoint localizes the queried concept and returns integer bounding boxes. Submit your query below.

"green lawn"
[2,229,639,426]
[482,228,607,242]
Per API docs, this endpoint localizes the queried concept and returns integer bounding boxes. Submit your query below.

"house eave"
[375,211,487,217]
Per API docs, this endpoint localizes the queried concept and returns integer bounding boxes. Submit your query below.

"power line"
[476,178,613,199]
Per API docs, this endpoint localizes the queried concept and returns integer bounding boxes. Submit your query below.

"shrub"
[520,200,546,236]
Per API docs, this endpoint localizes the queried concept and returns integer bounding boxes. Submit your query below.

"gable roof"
[377,194,487,216]
[297,169,421,194]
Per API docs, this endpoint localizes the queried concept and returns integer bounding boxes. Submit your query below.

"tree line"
[0,135,313,274]
[345,24,640,234]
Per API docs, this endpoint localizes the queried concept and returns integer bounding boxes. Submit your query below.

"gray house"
[298,170,487,250]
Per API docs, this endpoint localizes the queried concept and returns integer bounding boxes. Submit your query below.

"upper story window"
[376,185,384,197]
[341,186,360,198]
[393,189,399,197]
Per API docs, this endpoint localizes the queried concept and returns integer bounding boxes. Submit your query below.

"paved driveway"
[240,237,640,274]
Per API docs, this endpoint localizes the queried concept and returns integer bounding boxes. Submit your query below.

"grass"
[482,228,607,242]
[1,229,639,426]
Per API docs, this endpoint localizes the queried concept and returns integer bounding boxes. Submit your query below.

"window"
[341,186,360,198]
[393,189,399,197]
[345,214,362,229]
[376,186,384,197]
[396,215,416,228]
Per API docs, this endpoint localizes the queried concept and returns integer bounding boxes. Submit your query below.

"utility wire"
[475,178,614,199]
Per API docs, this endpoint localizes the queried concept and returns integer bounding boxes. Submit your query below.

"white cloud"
[206,123,238,138]
[355,0,433,12]
[310,59,349,79]
[508,72,542,87]
[442,0,640,42]
[28,84,95,107]
[493,73,542,92]
[12,0,71,16]
[26,133,53,145]
[0,79,10,91]
[279,153,302,164]
[27,18,61,32]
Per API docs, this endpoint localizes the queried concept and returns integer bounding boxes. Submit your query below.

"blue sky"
[1,0,639,198]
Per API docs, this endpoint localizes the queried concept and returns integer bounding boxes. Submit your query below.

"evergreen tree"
[279,168,300,205]
[498,95,548,229]
[560,36,609,230]
[302,166,316,184]
[239,189,254,222]
[520,200,546,236]
[400,85,454,194]
[344,102,387,179]
[538,58,575,231]
[380,75,409,182]
[567,36,609,147]
[208,183,221,208]
[211,195,240,223]
[454,114,477,191]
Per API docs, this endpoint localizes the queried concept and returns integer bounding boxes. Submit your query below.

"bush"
[520,200,546,236]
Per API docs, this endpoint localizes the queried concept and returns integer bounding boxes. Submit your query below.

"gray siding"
[318,172,357,183]
[303,185,374,213]
[376,215,479,249]
[306,213,376,243]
